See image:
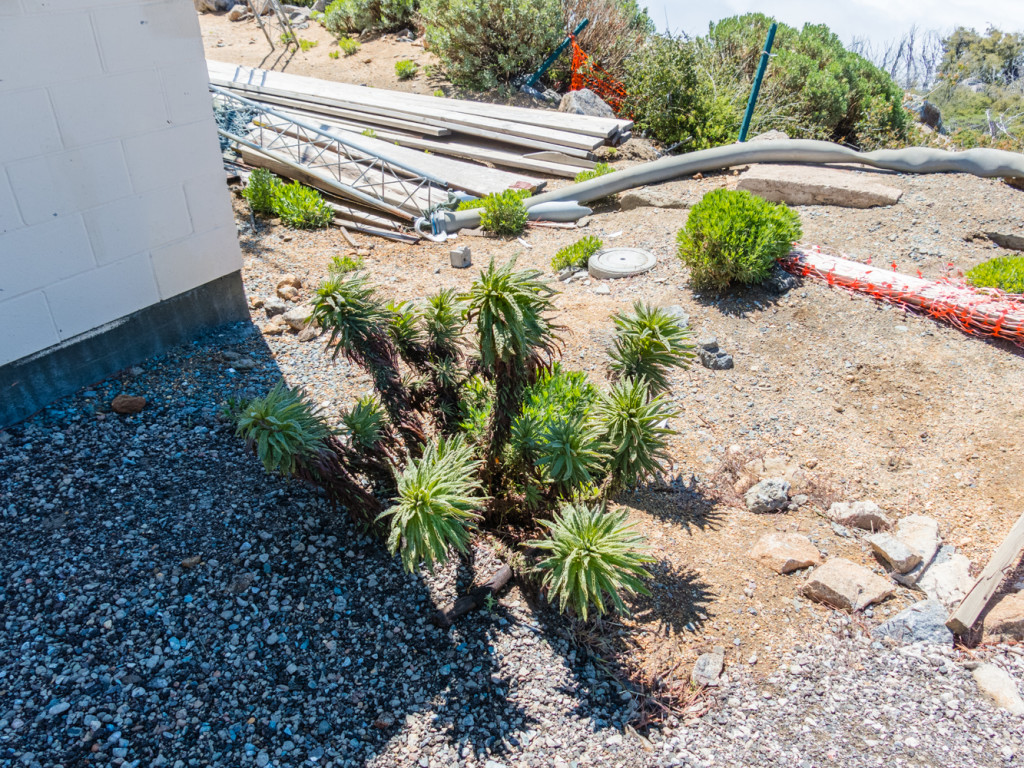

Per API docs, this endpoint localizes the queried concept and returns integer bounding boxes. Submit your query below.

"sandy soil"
[202,10,1024,682]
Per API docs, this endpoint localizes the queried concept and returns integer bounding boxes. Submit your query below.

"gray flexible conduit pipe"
[426,139,1024,235]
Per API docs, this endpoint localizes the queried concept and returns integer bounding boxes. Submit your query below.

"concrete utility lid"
[588,247,657,279]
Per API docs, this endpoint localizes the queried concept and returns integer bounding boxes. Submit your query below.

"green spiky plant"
[380,438,486,572]
[339,394,399,496]
[529,503,653,621]
[535,414,608,496]
[608,302,695,394]
[329,254,364,274]
[387,300,429,371]
[421,288,468,432]
[594,378,677,488]
[309,273,426,451]
[242,168,281,216]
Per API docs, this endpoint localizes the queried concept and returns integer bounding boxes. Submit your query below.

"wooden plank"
[947,511,1024,634]
[269,107,545,196]
[208,60,631,138]
[214,76,600,158]
[524,151,596,169]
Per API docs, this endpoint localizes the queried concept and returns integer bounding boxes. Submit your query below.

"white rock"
[892,515,940,586]
[867,532,922,574]
[917,546,972,610]
[972,663,1024,714]
[827,501,892,531]
[801,557,894,612]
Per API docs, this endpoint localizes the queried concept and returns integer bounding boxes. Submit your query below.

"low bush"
[966,254,1024,294]
[420,0,563,89]
[573,162,616,184]
[272,181,334,229]
[676,188,801,291]
[551,236,603,272]
[395,60,418,80]
[478,189,530,237]
[329,253,365,274]
[337,36,360,55]
[329,49,340,60]
[242,168,281,216]
[323,0,415,35]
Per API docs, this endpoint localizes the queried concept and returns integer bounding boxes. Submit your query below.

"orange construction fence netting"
[569,35,629,117]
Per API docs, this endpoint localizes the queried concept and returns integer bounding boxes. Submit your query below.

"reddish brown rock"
[982,592,1024,643]
[802,557,894,612]
[750,533,822,574]
[111,394,146,415]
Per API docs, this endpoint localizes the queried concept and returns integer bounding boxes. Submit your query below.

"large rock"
[227,4,249,20]
[557,89,616,120]
[194,0,232,10]
[111,394,146,415]
[263,298,290,318]
[983,229,1024,251]
[749,533,822,574]
[618,188,692,211]
[982,592,1024,643]
[892,515,940,587]
[737,164,903,208]
[282,305,313,331]
[917,546,972,610]
[919,100,942,131]
[867,532,922,574]
[691,647,725,687]
[872,599,952,645]
[827,501,892,531]
[972,664,1024,715]
[744,478,790,514]
[802,557,894,612]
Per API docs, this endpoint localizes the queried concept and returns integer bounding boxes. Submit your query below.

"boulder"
[867,532,922,574]
[982,592,1024,643]
[263,298,290,318]
[919,100,942,131]
[802,557,894,612]
[557,89,616,120]
[749,533,822,574]
[872,599,952,645]
[744,478,790,514]
[194,0,232,10]
[917,546,972,610]
[827,501,892,531]
[282,305,313,331]
[227,4,249,20]
[737,165,903,208]
[111,394,146,415]
[691,647,725,687]
[892,515,940,587]
[972,664,1024,715]
[618,188,692,211]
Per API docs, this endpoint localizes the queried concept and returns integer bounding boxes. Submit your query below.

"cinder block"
[122,120,224,193]
[0,171,22,236]
[150,225,242,300]
[84,184,192,265]
[0,291,60,367]
[0,13,102,93]
[7,141,133,226]
[0,88,63,164]
[184,173,236,236]
[50,69,169,148]
[45,251,160,340]
[92,1,204,74]
[0,215,95,298]
[159,58,216,126]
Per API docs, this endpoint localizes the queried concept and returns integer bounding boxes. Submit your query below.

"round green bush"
[966,254,1024,295]
[272,182,334,229]
[479,189,529,237]
[676,188,801,291]
[323,0,414,35]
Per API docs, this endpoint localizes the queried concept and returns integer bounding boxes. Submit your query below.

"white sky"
[643,1,1023,45]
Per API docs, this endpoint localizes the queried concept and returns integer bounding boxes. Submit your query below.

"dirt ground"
[202,12,1024,683]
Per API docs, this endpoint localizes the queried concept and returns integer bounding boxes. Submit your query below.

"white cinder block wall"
[0,0,241,367]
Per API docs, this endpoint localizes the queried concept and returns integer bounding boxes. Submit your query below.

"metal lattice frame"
[248,0,298,71]
[212,86,450,221]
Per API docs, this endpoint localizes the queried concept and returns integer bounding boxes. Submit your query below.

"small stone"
[278,273,302,289]
[180,555,202,569]
[749,533,822,574]
[111,394,146,415]
[744,478,791,514]
[866,533,922,574]
[698,336,719,352]
[802,557,894,612]
[892,515,941,587]
[872,599,952,645]
[47,702,71,717]
[972,663,1024,714]
[827,501,892,531]
[373,712,395,729]
[982,591,1024,643]
[265,631,278,646]
[593,284,611,295]
[277,284,299,301]
[227,3,248,21]
[297,326,321,343]
[699,349,734,370]
[450,246,471,269]
[691,650,725,687]
[263,298,289,318]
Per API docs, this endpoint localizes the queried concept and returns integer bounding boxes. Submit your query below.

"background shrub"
[677,189,801,291]
[966,254,1024,294]
[323,0,415,35]
[272,182,334,229]
[242,169,281,215]
[395,60,419,80]
[420,0,563,89]
[479,189,530,237]
[551,236,603,272]
[336,36,360,55]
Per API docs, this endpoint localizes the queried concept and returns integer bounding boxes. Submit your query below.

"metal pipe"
[738,22,777,142]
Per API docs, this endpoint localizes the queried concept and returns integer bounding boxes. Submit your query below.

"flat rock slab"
[737,164,903,208]
[917,546,972,611]
[828,501,892,531]
[972,663,1024,715]
[744,478,791,514]
[983,592,1024,643]
[892,515,941,587]
[618,188,693,211]
[750,532,822,574]
[802,557,894,612]
[872,599,952,645]
[867,532,922,574]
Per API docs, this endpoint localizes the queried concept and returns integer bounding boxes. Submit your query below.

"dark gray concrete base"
[0,271,250,428]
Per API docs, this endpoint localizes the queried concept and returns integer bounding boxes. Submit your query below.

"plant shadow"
[690,263,803,319]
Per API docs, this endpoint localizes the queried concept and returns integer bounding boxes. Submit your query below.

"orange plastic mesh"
[781,245,1024,346]
[570,35,630,117]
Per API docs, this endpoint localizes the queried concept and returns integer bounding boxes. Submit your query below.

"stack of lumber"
[209,60,632,183]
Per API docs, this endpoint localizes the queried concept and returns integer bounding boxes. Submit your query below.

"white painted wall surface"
[0,0,241,366]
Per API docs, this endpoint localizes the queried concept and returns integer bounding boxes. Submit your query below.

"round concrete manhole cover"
[588,247,657,279]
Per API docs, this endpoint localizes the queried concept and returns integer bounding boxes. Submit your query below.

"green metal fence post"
[738,22,778,142]
[525,19,590,89]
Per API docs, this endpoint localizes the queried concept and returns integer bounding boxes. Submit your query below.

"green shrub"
[337,36,360,55]
[380,438,485,572]
[272,181,334,229]
[593,378,676,488]
[242,168,281,215]
[395,60,419,80]
[966,254,1024,294]
[231,381,329,475]
[433,88,445,97]
[329,253,365,274]
[573,162,616,184]
[479,189,530,237]
[529,503,653,621]
[420,0,563,89]
[608,302,694,394]
[677,188,801,291]
[361,128,377,139]
[329,49,340,60]
[323,0,414,35]
[551,236,603,272]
